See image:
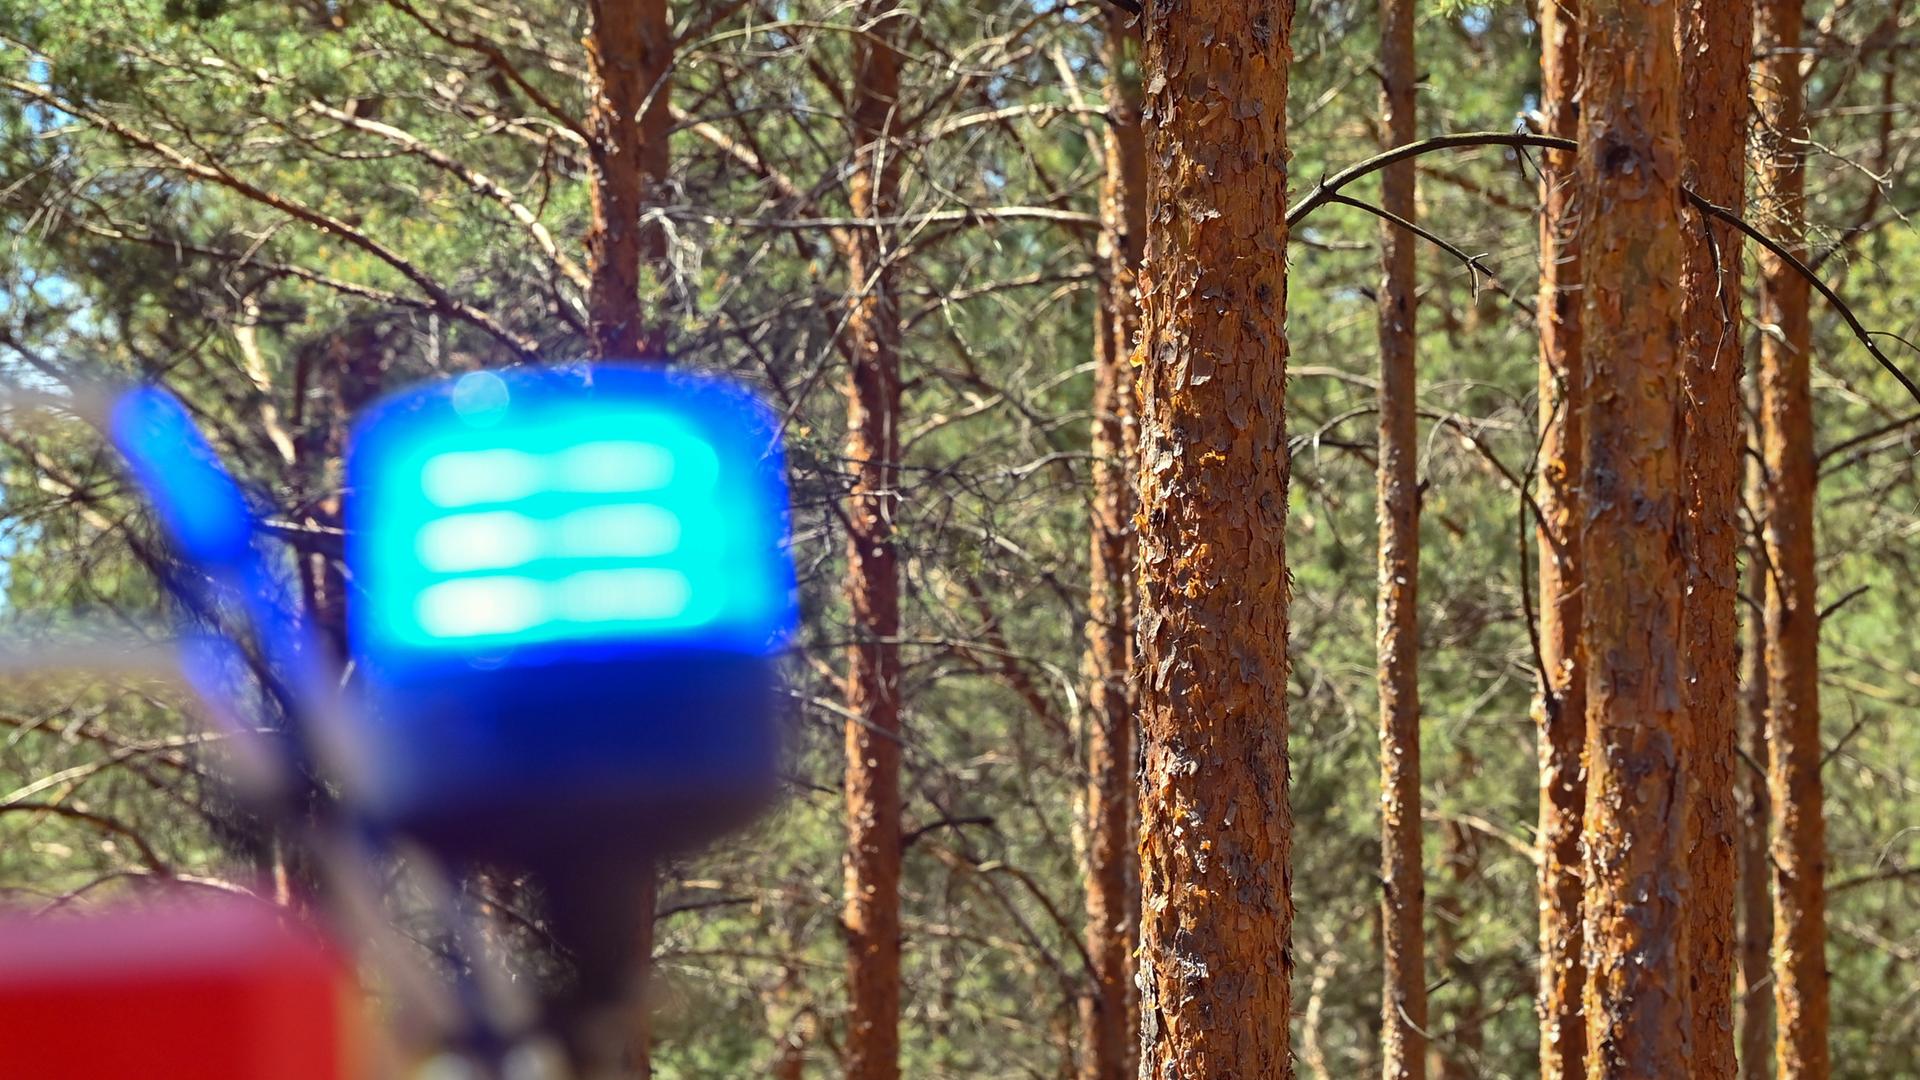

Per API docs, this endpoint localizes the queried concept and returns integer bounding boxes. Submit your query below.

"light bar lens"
[347,367,796,660]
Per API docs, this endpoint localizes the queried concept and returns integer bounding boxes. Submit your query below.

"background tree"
[1374,0,1426,1075]
[1532,3,1586,1074]
[1739,488,1775,1080]
[841,3,907,1077]
[1755,0,1835,1073]
[584,0,671,361]
[1078,9,1144,1080]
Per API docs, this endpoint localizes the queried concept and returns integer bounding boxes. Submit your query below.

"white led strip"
[407,438,718,638]
[415,505,681,572]
[420,440,683,509]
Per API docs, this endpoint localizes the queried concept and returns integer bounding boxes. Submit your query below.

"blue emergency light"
[344,364,798,863]
[107,386,256,571]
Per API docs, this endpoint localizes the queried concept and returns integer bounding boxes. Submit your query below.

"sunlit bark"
[1533,4,1586,1075]
[842,5,906,1078]
[1576,0,1694,1071]
[1754,1,1832,1072]
[1134,0,1296,1073]
[1375,0,1426,1074]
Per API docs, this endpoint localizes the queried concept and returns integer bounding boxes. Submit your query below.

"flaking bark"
[1575,0,1695,1073]
[1134,0,1297,1074]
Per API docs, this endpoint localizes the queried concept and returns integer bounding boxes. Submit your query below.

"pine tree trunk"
[1079,11,1145,1080]
[1677,1,1753,1074]
[1533,3,1586,1075]
[625,870,658,1078]
[584,8,672,1072]
[1753,1,1832,1072]
[1375,0,1425,1074]
[1576,0,1694,1072]
[842,5,905,1080]
[585,0,671,360]
[1737,514,1775,1080]
[1134,0,1295,1074]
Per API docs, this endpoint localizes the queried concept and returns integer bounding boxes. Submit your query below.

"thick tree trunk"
[1079,12,1145,1080]
[1374,0,1425,1075]
[1737,518,1775,1080]
[1134,0,1295,1075]
[1753,1,1832,1073]
[1576,0,1694,1073]
[1532,4,1585,1076]
[1677,1,1753,1074]
[842,5,905,1080]
[585,0,672,360]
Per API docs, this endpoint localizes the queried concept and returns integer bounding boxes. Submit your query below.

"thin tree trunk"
[1753,1,1831,1072]
[585,8,671,1073]
[1079,11,1145,1080]
[842,5,905,1080]
[585,0,672,360]
[1134,0,1295,1074]
[1576,0,1694,1072]
[1677,1,1753,1074]
[1737,503,1775,1080]
[1375,0,1425,1074]
[1533,4,1586,1076]
[624,870,658,1078]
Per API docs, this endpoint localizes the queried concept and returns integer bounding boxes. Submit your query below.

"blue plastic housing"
[344,364,798,862]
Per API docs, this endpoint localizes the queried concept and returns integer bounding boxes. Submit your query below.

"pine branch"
[1291,130,1920,410]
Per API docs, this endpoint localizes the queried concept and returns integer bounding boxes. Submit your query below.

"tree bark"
[1576,0,1694,1073]
[1533,4,1586,1076]
[1677,1,1753,1074]
[1753,1,1832,1073]
[1134,0,1295,1075]
[1737,512,1775,1080]
[624,870,658,1078]
[842,4,905,1080]
[1375,0,1425,1075]
[1079,11,1145,1080]
[583,8,672,1072]
[585,0,672,360]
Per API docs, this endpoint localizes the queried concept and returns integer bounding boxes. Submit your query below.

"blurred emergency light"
[0,899,365,1080]
[106,386,255,571]
[345,364,797,863]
